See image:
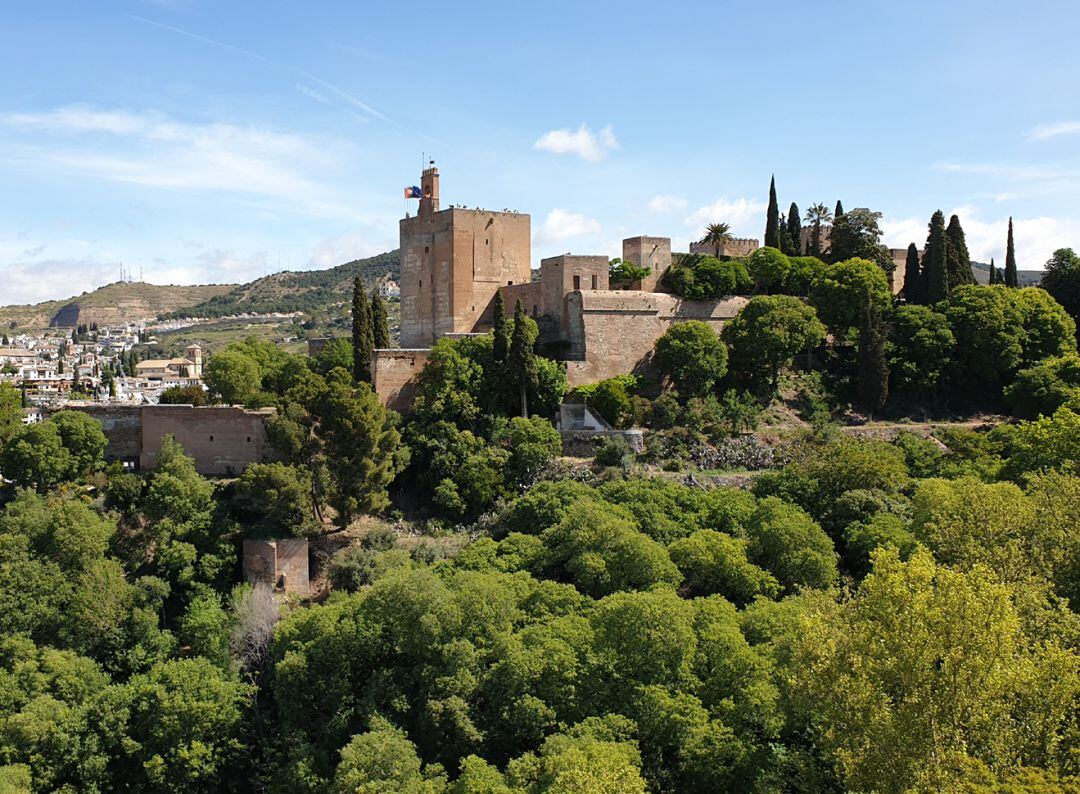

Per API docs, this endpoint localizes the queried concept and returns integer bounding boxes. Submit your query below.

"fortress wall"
[372,348,431,412]
[141,405,273,475]
[688,238,760,258]
[54,404,142,462]
[564,291,748,387]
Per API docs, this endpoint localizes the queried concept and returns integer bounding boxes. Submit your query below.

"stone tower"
[621,236,672,292]
[185,344,203,378]
[399,168,531,347]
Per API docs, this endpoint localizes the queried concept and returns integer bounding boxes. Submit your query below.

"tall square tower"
[399,168,531,347]
[621,236,672,292]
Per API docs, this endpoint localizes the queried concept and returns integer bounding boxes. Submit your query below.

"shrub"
[595,435,633,468]
[1004,354,1080,419]
[654,321,728,397]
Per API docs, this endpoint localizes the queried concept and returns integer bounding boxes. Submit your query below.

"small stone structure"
[372,348,432,412]
[242,538,309,596]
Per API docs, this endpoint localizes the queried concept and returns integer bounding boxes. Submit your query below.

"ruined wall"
[57,404,142,463]
[622,237,671,292]
[372,348,431,412]
[141,405,273,475]
[688,238,760,258]
[243,538,309,596]
[400,207,531,347]
[563,291,748,386]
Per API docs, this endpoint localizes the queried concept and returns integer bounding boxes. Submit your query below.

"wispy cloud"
[121,13,274,64]
[533,208,602,245]
[534,124,618,162]
[1026,120,1080,141]
[683,197,766,232]
[648,194,687,213]
[0,105,363,220]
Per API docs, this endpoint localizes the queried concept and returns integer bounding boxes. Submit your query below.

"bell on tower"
[419,163,439,218]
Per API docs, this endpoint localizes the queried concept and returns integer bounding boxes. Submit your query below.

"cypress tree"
[902,243,923,303]
[351,276,373,383]
[945,214,975,288]
[509,300,537,418]
[925,211,949,304]
[857,292,889,415]
[778,214,793,256]
[764,175,780,248]
[988,257,999,285]
[492,290,508,363]
[787,202,803,255]
[1004,217,1018,287]
[834,199,844,220]
[370,290,390,349]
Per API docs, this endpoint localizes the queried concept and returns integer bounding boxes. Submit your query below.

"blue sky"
[2,0,1079,304]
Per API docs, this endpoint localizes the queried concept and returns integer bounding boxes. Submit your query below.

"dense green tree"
[945,285,1025,389]
[783,255,828,296]
[945,214,976,289]
[1005,217,1019,287]
[371,290,390,350]
[0,422,74,491]
[857,293,889,414]
[333,716,446,793]
[828,208,890,269]
[744,497,838,591]
[924,210,950,304]
[902,242,923,304]
[314,379,406,524]
[158,384,208,405]
[1005,354,1080,419]
[352,276,374,383]
[232,462,319,537]
[492,290,508,364]
[509,300,538,418]
[764,175,780,248]
[669,529,780,604]
[654,320,728,397]
[786,202,802,256]
[584,376,635,428]
[0,382,21,445]
[1015,286,1077,366]
[745,247,791,294]
[203,349,261,406]
[310,337,354,377]
[1003,403,1080,477]
[50,411,107,476]
[809,257,891,333]
[1041,247,1080,339]
[723,295,825,390]
[792,548,1078,793]
[887,305,955,395]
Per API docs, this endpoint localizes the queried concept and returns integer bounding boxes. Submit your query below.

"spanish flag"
[404,186,421,198]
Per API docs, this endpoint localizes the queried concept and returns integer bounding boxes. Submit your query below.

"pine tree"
[903,243,923,303]
[370,290,390,349]
[492,290,508,363]
[509,300,537,418]
[857,292,889,415]
[834,200,845,220]
[351,276,373,383]
[1004,217,1018,287]
[945,214,975,289]
[764,175,780,248]
[925,210,949,304]
[787,202,803,255]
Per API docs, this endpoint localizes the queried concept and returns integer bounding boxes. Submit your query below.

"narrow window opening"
[573,275,581,290]
[591,274,598,289]
[209,435,214,442]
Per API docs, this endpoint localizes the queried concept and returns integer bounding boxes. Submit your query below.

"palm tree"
[803,203,833,258]
[701,222,733,257]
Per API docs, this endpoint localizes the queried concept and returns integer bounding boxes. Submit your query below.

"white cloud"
[682,197,766,234]
[648,194,688,213]
[533,123,618,162]
[882,206,1080,270]
[533,208,602,246]
[308,231,394,270]
[0,105,363,220]
[1027,120,1080,141]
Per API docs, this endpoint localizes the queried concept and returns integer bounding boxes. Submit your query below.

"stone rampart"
[141,405,273,475]
[564,291,748,386]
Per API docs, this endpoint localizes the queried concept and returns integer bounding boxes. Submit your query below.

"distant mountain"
[971,261,1043,286]
[162,250,399,320]
[0,281,237,330]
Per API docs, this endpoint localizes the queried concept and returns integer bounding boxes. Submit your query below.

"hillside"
[163,250,399,319]
[0,281,237,330]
